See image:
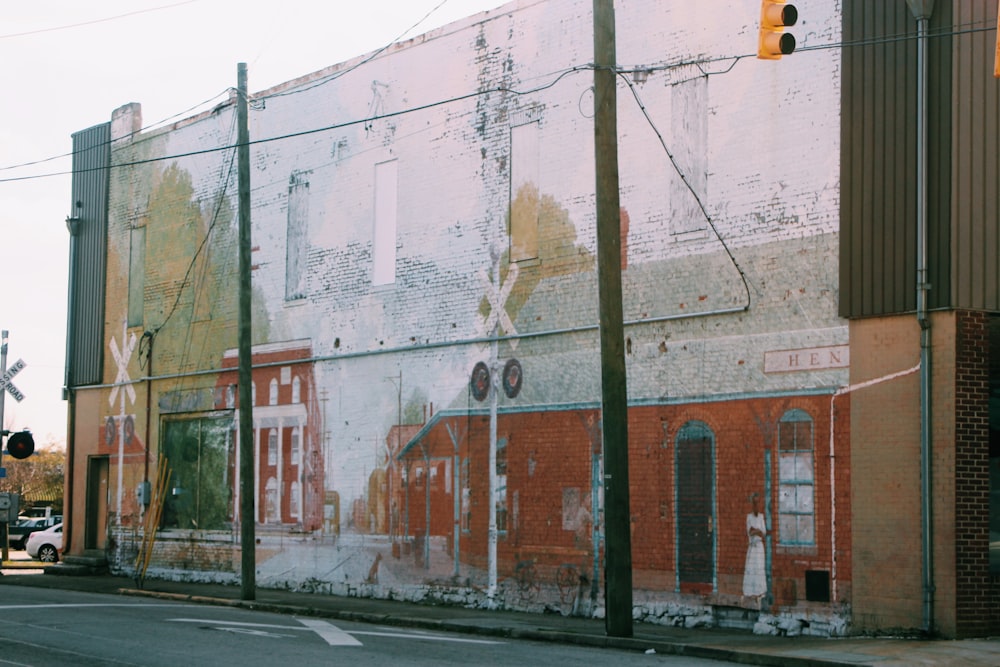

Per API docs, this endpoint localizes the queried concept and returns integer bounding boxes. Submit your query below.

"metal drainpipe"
[63,211,83,555]
[906,0,934,634]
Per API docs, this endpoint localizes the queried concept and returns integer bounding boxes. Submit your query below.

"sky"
[0,0,511,449]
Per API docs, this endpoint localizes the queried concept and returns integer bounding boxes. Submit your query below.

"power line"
[261,0,455,101]
[618,68,752,312]
[0,88,234,174]
[2,16,996,184]
[0,66,590,185]
[0,1,198,40]
[0,0,460,174]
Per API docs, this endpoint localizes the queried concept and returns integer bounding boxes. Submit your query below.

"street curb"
[116,588,861,667]
[1,562,49,570]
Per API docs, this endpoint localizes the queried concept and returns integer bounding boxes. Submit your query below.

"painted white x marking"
[478,262,519,346]
[109,320,137,409]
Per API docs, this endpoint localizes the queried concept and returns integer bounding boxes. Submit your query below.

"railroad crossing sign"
[105,321,136,526]
[478,262,519,350]
[1,358,26,402]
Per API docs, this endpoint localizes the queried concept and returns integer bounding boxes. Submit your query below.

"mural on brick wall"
[85,0,852,635]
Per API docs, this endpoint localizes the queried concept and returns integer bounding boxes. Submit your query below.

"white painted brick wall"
[106,0,845,601]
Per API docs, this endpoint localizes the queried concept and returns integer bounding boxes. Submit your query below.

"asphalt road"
[0,584,739,667]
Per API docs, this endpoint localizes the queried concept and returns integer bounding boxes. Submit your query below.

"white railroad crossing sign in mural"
[478,262,519,350]
[1,358,26,402]
[109,321,138,522]
[109,321,138,414]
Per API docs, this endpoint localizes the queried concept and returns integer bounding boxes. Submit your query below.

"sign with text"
[764,345,849,374]
[1,358,26,402]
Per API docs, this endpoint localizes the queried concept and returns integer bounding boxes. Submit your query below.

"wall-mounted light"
[66,201,83,235]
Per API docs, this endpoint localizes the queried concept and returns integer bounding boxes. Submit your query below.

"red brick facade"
[395,393,851,612]
[216,342,325,532]
[954,311,998,636]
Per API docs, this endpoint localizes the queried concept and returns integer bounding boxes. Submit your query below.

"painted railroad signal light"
[758,0,798,59]
[6,430,35,459]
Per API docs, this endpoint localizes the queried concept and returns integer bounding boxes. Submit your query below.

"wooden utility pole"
[237,62,256,601]
[593,0,633,638]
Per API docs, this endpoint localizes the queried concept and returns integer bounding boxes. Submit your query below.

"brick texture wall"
[954,311,998,636]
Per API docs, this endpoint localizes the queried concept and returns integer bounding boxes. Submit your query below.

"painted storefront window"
[161,415,232,531]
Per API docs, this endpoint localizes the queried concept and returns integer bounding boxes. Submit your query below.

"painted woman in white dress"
[742,493,767,601]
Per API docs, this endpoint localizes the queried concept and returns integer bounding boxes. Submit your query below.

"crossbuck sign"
[1,358,26,402]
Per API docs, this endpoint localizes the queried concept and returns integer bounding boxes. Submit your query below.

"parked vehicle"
[25,523,62,563]
[7,516,61,550]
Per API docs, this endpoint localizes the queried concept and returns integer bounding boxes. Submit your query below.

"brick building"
[60,0,998,637]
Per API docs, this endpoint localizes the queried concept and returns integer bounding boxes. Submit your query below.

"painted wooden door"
[676,423,714,593]
[85,455,109,550]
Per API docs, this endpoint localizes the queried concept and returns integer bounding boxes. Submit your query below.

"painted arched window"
[292,376,301,403]
[291,427,301,465]
[267,430,278,466]
[289,481,300,518]
[777,409,815,545]
[269,378,279,406]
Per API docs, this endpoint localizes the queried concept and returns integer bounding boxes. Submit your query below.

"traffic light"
[758,0,798,60]
[6,430,35,459]
[995,0,1000,78]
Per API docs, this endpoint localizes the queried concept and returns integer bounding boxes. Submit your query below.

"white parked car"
[25,523,62,563]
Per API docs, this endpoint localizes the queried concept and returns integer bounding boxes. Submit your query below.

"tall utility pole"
[593,0,633,638]
[237,62,256,601]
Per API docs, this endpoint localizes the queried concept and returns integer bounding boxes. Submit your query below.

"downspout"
[906,0,934,634]
[142,332,154,510]
[63,209,83,555]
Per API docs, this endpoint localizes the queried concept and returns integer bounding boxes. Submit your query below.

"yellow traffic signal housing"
[995,0,1000,78]
[758,0,798,60]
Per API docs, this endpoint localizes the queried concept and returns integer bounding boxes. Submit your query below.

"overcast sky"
[0,0,510,448]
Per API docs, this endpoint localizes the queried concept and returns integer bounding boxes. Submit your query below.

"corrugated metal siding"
[927,3,954,313]
[951,1,1000,310]
[840,1,954,318]
[66,123,110,387]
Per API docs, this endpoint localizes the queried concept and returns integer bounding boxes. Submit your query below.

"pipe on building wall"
[78,304,752,395]
[62,212,82,555]
[142,332,154,488]
[906,0,935,635]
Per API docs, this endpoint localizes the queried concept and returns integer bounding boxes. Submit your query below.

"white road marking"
[170,619,312,631]
[167,618,504,646]
[350,629,502,645]
[0,604,505,648]
[216,627,296,639]
[297,618,363,646]
[169,618,361,646]
[0,603,179,610]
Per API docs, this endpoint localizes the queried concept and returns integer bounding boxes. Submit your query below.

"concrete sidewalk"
[1,561,999,667]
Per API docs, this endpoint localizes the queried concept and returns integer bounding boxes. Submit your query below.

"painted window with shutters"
[373,160,398,285]
[509,122,539,262]
[777,409,815,546]
[285,171,309,300]
[127,226,145,327]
